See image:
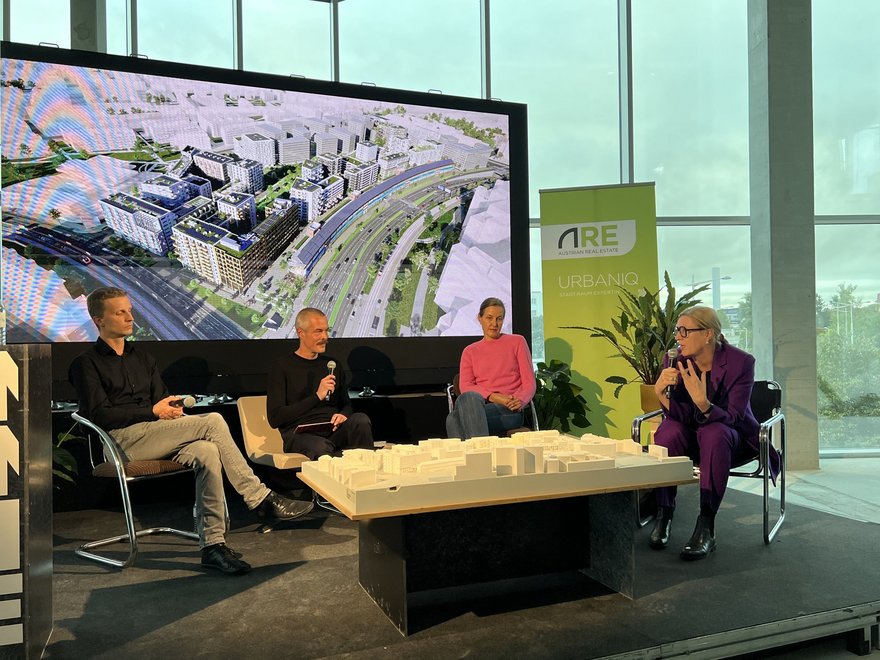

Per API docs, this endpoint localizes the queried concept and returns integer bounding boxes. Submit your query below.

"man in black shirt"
[69,287,313,575]
[266,307,373,459]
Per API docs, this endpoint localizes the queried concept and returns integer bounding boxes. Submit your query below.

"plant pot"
[639,383,661,413]
[638,383,662,445]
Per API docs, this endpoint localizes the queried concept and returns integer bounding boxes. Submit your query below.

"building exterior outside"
[216,191,257,233]
[191,148,235,183]
[227,158,264,194]
[279,135,312,164]
[100,192,178,255]
[235,132,277,168]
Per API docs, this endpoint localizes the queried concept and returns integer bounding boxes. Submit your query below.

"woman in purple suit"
[649,306,768,560]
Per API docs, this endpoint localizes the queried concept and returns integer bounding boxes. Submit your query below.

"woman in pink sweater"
[446,297,537,439]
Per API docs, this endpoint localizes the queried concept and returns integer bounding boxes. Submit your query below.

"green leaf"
[557,271,707,394]
[532,359,590,432]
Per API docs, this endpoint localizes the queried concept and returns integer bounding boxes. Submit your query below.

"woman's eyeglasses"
[673,326,707,338]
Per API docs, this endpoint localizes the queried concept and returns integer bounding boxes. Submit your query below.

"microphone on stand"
[325,360,337,401]
[665,349,678,399]
[169,395,196,408]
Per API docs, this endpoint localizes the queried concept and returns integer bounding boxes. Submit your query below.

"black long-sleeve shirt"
[69,337,168,431]
[266,353,353,432]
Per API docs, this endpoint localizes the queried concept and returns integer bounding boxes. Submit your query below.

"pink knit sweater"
[459,333,536,404]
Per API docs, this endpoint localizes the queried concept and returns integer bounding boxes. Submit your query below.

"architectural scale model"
[301,430,694,518]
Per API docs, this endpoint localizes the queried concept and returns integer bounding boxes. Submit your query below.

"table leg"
[359,497,592,635]
[581,490,641,599]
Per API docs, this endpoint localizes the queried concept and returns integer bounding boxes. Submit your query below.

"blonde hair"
[680,305,727,345]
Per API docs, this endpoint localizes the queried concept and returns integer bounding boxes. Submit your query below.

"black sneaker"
[201,543,251,575]
[256,491,315,520]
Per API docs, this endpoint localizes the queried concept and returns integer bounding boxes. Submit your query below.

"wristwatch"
[701,403,714,416]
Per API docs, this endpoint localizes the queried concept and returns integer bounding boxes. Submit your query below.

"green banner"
[539,183,658,438]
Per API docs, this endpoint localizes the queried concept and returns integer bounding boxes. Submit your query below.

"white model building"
[302,430,694,517]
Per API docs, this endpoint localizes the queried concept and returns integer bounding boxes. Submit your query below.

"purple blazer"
[664,342,781,477]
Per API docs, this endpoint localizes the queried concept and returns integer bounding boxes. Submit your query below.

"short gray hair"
[294,307,325,330]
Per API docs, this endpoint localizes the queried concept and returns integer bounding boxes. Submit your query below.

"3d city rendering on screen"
[1,47,518,342]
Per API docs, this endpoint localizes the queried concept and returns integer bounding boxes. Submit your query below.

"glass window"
[106,0,128,56]
[338,0,482,97]
[136,0,234,69]
[491,0,619,218]
[815,224,880,451]
[242,0,332,80]
[657,225,752,347]
[9,0,70,48]
[813,0,880,215]
[632,0,749,217]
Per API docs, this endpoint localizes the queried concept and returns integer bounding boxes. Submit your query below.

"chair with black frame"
[71,411,200,568]
[446,373,540,436]
[632,379,786,544]
[236,395,332,524]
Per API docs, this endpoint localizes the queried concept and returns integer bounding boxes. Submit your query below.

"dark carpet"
[46,487,880,659]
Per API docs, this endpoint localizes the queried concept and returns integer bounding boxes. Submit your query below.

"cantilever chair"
[236,395,310,471]
[446,373,540,435]
[71,411,199,568]
[632,379,786,544]
[236,396,332,521]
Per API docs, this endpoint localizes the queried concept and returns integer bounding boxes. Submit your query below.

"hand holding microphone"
[155,394,195,419]
[169,395,196,408]
[322,360,337,401]
[664,348,679,399]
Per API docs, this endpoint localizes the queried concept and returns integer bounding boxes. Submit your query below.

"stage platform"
[47,488,879,659]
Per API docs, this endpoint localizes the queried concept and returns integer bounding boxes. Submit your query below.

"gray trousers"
[111,412,270,548]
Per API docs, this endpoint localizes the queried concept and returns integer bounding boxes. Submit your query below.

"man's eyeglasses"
[673,326,707,338]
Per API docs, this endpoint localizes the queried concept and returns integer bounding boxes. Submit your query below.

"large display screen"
[1,43,529,344]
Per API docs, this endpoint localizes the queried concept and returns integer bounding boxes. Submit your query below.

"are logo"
[541,220,637,261]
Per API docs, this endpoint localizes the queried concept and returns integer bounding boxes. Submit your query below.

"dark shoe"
[256,491,314,520]
[649,506,673,549]
[680,515,716,561]
[201,543,251,575]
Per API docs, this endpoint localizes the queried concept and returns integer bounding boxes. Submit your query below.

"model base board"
[301,430,694,518]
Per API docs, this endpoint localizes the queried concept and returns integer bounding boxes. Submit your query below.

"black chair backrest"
[749,380,782,424]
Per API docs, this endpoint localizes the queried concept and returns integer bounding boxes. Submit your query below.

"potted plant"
[562,271,708,408]
[53,428,81,486]
[532,359,590,432]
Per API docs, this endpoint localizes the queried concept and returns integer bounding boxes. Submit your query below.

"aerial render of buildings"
[0,54,511,341]
[172,197,299,292]
[433,179,513,336]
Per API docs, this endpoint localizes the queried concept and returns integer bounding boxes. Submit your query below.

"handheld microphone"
[170,395,196,408]
[665,349,678,399]
[325,360,337,401]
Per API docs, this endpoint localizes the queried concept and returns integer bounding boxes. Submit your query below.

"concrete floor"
[45,457,880,659]
[730,457,880,659]
[730,457,880,524]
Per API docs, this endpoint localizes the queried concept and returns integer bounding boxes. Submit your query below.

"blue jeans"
[446,391,524,439]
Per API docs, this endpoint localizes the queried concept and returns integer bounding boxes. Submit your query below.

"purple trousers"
[653,418,752,514]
